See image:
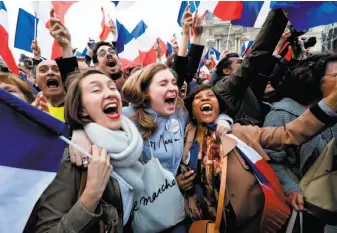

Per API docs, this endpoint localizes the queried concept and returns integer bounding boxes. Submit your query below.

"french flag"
[198,1,270,28]
[200,65,211,80]
[228,134,291,233]
[115,2,167,68]
[177,1,207,28]
[209,48,220,67]
[0,1,19,74]
[241,40,254,57]
[200,47,220,68]
[0,89,69,233]
[271,1,337,31]
[232,1,271,28]
[14,1,75,60]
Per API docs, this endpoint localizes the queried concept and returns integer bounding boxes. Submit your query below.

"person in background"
[210,9,288,125]
[0,72,49,113]
[76,57,89,71]
[182,81,337,233]
[35,60,65,121]
[208,53,242,86]
[264,53,337,233]
[47,9,127,94]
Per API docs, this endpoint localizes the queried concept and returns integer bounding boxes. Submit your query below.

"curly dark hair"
[92,41,116,64]
[281,53,337,105]
[184,84,235,124]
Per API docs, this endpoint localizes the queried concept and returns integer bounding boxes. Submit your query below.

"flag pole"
[34,13,37,40]
[59,135,93,159]
[226,23,232,51]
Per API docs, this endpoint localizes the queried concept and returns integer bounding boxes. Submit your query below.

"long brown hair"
[122,63,183,139]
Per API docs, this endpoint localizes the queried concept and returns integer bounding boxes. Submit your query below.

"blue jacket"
[123,105,189,175]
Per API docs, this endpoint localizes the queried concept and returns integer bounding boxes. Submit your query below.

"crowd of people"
[1,6,337,233]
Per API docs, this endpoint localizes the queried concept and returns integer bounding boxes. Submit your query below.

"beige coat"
[183,109,326,233]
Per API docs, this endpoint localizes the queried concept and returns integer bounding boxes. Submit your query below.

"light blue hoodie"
[123,105,188,176]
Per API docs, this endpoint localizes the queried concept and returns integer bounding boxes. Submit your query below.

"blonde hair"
[122,63,182,140]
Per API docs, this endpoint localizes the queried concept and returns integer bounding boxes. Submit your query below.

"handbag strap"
[214,154,228,232]
[285,210,303,233]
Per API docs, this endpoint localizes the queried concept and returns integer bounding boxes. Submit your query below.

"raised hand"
[31,92,49,113]
[154,42,161,58]
[191,10,204,38]
[49,9,71,50]
[281,28,291,40]
[182,4,193,36]
[109,18,117,35]
[31,39,41,59]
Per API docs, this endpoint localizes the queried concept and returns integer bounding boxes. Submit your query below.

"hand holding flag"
[154,42,161,59]
[31,39,41,59]
[108,17,117,35]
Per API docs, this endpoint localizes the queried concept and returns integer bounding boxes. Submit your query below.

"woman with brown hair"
[29,69,144,233]
[0,72,48,112]
[181,84,337,233]
[70,63,231,233]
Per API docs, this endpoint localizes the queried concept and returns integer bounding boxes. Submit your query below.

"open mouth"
[46,79,59,88]
[106,57,117,68]
[200,104,213,114]
[103,103,119,119]
[165,97,176,105]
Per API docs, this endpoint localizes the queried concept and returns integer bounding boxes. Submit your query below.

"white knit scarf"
[84,115,144,192]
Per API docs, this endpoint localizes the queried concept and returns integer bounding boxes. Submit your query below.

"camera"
[0,66,10,73]
[18,54,33,71]
[287,25,308,40]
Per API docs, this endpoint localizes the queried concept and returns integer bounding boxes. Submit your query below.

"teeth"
[105,103,117,109]
[202,104,211,108]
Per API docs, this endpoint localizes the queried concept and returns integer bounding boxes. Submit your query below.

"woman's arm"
[34,149,100,233]
[235,90,337,151]
[184,10,205,86]
[262,108,300,195]
[34,147,112,233]
[49,9,79,88]
[173,5,192,90]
